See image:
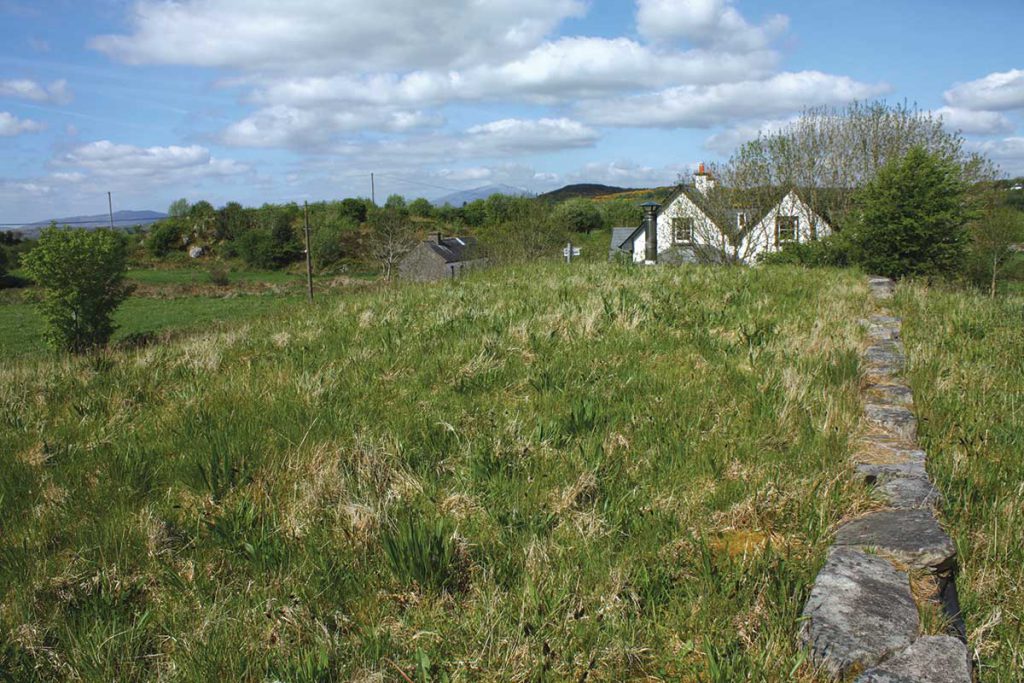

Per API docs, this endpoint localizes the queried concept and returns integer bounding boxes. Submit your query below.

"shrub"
[146,220,183,257]
[20,228,132,353]
[759,234,852,267]
[553,198,603,233]
[408,197,434,218]
[848,146,968,279]
[0,246,7,280]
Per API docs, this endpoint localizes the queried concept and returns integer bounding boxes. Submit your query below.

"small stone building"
[399,233,486,281]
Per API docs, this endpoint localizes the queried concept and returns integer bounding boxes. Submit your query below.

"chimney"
[641,201,660,264]
[427,232,442,244]
[694,163,715,196]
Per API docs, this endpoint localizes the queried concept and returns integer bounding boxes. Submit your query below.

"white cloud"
[582,71,889,128]
[59,140,249,179]
[944,69,1024,112]
[933,106,1014,135]
[91,0,585,73]
[636,0,788,51]
[0,78,72,104]
[0,111,45,136]
[565,160,688,187]
[330,117,598,164]
[221,104,442,148]
[968,137,1024,174]
[703,116,799,154]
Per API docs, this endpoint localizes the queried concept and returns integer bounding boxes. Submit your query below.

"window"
[809,219,818,241]
[736,212,748,230]
[672,216,694,244]
[775,215,798,245]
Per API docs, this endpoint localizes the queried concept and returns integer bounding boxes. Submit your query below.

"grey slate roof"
[610,227,636,253]
[426,236,478,263]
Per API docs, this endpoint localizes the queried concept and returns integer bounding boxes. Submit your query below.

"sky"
[1,0,1023,224]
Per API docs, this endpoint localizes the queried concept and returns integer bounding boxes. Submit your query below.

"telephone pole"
[303,201,314,304]
[107,191,114,229]
[371,172,376,205]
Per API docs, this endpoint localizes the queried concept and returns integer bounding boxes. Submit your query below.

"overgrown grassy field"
[896,284,1024,679]
[0,263,874,680]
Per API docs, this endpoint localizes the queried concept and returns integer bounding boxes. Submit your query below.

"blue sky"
[1,0,1023,223]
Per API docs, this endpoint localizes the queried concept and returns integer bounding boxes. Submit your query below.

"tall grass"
[896,283,1024,679]
[0,262,872,680]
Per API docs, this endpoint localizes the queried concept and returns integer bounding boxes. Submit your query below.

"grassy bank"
[896,284,1024,679]
[0,263,872,680]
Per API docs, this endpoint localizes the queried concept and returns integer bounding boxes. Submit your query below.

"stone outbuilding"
[399,233,486,281]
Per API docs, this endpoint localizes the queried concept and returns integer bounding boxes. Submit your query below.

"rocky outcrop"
[800,278,970,681]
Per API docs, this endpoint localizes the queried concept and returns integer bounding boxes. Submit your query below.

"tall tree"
[368,208,416,281]
[848,146,968,279]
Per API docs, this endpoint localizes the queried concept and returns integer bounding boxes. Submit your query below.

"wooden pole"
[303,201,314,304]
[107,191,114,230]
[371,173,376,205]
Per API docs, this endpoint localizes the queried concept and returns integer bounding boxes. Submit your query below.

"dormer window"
[672,216,694,244]
[775,216,798,245]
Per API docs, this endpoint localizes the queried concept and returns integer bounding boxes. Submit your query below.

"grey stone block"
[864,343,906,369]
[856,635,972,682]
[877,476,942,509]
[835,510,956,571]
[855,461,928,484]
[801,546,919,678]
[854,436,927,465]
[864,404,918,441]
[865,383,914,407]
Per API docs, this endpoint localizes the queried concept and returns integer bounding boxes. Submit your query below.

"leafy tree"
[384,194,407,211]
[339,197,370,224]
[968,205,1024,296]
[553,198,603,233]
[188,200,217,240]
[599,198,642,228]
[311,217,359,269]
[408,197,434,218]
[848,146,968,279]
[216,201,247,241]
[461,199,487,227]
[168,197,190,218]
[21,228,132,353]
[146,220,184,257]
[0,245,8,280]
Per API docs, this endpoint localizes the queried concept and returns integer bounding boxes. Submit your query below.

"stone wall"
[799,276,972,681]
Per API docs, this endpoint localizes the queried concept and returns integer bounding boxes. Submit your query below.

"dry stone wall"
[799,276,972,681]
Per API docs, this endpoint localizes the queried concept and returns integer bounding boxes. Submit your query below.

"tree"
[384,194,407,211]
[0,245,8,280]
[188,200,217,241]
[216,201,247,241]
[553,198,602,233]
[339,197,370,224]
[168,197,190,218]
[367,208,416,281]
[968,206,1024,296]
[21,228,132,353]
[146,220,184,257]
[408,197,434,218]
[847,146,968,279]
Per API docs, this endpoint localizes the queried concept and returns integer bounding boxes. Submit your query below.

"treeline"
[143,193,645,272]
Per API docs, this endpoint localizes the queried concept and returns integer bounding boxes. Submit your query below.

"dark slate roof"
[610,227,636,252]
[426,235,478,263]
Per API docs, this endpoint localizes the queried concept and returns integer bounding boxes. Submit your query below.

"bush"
[146,220,183,257]
[848,146,968,279]
[759,234,852,267]
[20,228,132,353]
[0,246,7,279]
[311,218,358,270]
[553,198,603,233]
[236,224,300,270]
[208,265,230,286]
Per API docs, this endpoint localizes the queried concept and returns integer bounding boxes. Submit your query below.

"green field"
[897,284,1024,678]
[0,294,306,358]
[125,267,301,286]
[0,262,875,680]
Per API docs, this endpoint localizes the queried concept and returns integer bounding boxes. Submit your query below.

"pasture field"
[0,263,875,680]
[897,284,1024,679]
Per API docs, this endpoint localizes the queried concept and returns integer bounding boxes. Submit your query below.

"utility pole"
[303,201,314,304]
[107,191,114,229]
[371,172,376,206]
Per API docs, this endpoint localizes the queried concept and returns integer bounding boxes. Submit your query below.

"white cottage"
[612,166,833,264]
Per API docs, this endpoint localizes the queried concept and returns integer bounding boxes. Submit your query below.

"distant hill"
[538,183,636,202]
[432,184,533,207]
[18,210,166,236]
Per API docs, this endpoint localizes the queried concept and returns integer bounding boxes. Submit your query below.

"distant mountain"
[538,183,637,202]
[432,184,533,207]
[19,210,167,236]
